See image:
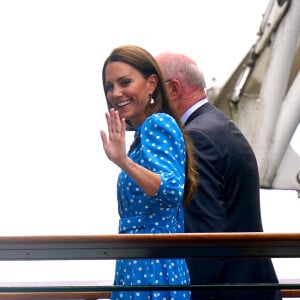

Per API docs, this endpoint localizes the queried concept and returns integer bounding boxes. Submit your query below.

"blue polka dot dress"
[111,113,190,300]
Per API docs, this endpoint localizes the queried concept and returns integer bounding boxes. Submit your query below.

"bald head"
[156,51,206,89]
[156,51,207,116]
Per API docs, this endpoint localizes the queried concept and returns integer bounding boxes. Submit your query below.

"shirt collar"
[181,98,208,125]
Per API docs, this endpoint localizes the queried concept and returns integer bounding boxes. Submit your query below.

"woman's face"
[104,61,157,128]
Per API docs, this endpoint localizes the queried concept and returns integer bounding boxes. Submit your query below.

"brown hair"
[102,45,197,207]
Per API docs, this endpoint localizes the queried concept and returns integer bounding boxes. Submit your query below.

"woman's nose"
[112,85,123,98]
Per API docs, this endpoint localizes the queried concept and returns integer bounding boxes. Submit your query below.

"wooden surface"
[0,233,300,260]
[0,288,299,299]
[0,233,299,298]
[0,291,109,299]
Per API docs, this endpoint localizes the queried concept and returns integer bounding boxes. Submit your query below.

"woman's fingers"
[109,108,123,134]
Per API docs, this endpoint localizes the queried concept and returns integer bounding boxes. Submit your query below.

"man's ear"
[169,79,181,97]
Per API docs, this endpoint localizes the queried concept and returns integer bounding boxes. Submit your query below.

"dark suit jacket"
[184,102,281,300]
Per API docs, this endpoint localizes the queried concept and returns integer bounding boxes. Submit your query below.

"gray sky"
[0,0,274,236]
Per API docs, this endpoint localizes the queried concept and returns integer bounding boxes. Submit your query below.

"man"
[156,52,281,300]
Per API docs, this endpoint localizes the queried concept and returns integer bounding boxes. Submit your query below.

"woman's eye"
[105,84,113,92]
[121,79,131,87]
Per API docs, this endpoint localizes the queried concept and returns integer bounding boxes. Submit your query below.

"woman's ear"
[147,74,158,94]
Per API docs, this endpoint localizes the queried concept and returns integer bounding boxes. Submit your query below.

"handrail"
[0,233,299,299]
[0,290,298,299]
[0,232,300,260]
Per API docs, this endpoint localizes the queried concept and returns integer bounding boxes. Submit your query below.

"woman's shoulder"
[141,113,183,142]
[143,113,177,129]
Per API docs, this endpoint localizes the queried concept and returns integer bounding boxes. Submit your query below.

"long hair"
[102,45,197,207]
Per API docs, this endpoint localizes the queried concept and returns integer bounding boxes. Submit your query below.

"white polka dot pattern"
[111,113,190,300]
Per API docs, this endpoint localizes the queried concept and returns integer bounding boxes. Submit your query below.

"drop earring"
[149,95,155,105]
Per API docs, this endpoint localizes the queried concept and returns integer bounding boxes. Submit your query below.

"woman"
[100,45,197,300]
